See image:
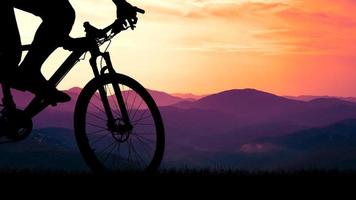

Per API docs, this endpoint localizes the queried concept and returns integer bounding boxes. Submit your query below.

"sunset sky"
[14,0,356,96]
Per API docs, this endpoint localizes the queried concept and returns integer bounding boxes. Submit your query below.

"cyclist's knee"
[43,1,75,35]
[61,2,75,34]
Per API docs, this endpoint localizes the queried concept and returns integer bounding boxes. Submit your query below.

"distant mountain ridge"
[171,89,356,126]
[285,95,356,103]
[3,87,356,170]
[171,93,206,100]
[31,88,356,135]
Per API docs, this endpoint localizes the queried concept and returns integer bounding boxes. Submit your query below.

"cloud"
[271,3,356,55]
[142,0,288,20]
[183,2,287,19]
[159,0,356,55]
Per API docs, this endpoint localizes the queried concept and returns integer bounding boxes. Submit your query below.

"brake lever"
[127,24,136,30]
[134,6,145,14]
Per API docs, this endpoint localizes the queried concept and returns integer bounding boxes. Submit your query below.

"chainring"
[0,108,33,142]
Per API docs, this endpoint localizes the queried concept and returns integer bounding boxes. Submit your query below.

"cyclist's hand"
[113,0,143,30]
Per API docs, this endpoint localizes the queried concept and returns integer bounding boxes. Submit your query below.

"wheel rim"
[82,80,161,172]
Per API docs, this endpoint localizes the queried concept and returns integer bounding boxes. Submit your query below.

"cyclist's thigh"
[13,0,75,34]
[13,0,73,19]
[0,0,21,66]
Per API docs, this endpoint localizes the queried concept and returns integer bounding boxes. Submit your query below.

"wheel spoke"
[128,93,138,118]
[134,123,154,126]
[102,143,118,164]
[132,133,156,144]
[128,137,146,168]
[132,134,155,160]
[97,142,116,159]
[124,85,130,110]
[78,75,164,172]
[131,114,152,124]
[90,132,111,146]
[88,112,106,121]
[89,101,106,114]
[114,141,122,168]
[131,100,143,121]
[87,129,108,135]
[133,109,149,124]
[87,122,107,129]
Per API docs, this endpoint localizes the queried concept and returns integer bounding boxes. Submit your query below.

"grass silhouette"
[1,168,356,178]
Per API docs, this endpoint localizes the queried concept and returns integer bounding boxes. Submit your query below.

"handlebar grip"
[134,7,145,14]
[112,0,145,13]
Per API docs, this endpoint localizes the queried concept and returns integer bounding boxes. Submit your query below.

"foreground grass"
[1,168,355,192]
[1,168,356,178]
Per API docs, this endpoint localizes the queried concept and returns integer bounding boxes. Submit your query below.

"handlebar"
[134,6,145,14]
[84,3,145,40]
[84,20,136,41]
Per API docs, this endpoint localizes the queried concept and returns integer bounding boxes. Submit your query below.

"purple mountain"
[5,87,356,170]
[4,87,356,147]
[175,89,305,112]
[171,93,206,100]
[285,95,356,103]
[172,89,356,126]
[146,89,193,106]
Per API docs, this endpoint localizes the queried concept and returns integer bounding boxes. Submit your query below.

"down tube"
[24,50,85,118]
[49,50,86,86]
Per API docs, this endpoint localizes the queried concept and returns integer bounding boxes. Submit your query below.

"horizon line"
[61,86,356,99]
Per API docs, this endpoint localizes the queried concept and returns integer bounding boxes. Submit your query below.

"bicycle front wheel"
[74,74,165,173]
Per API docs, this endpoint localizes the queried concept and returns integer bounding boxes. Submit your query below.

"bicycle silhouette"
[0,7,165,173]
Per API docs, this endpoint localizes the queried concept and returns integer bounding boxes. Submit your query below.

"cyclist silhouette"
[0,0,139,104]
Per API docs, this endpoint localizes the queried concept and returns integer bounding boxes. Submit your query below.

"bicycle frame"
[1,36,131,129]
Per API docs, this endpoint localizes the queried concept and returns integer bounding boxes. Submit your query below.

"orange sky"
[14,0,356,96]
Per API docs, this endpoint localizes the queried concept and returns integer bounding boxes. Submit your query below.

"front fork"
[90,52,132,132]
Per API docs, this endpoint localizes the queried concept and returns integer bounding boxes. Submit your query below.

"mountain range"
[2,87,356,170]
[284,95,356,103]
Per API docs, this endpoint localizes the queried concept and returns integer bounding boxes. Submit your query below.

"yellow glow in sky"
[14,0,356,96]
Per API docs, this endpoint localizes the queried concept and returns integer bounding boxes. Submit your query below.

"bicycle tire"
[74,73,165,173]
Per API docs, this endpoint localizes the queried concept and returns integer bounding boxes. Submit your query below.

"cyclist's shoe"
[28,82,71,106]
[9,71,71,105]
[42,88,71,106]
[25,83,71,106]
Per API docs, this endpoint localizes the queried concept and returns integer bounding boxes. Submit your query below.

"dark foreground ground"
[1,168,356,179]
[1,169,354,196]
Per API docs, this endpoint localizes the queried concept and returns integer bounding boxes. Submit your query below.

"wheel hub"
[110,118,133,143]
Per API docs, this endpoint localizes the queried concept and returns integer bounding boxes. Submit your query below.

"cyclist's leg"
[14,0,75,77]
[0,0,22,82]
[12,0,75,102]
